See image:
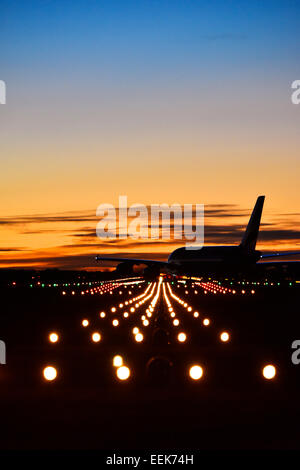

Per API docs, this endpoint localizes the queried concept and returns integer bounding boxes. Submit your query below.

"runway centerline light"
[178,332,187,343]
[116,366,130,381]
[220,331,230,342]
[92,332,101,343]
[49,333,59,343]
[43,366,57,381]
[135,332,144,342]
[189,365,203,380]
[113,355,123,367]
[262,364,276,380]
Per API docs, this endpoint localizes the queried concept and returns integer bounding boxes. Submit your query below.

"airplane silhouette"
[96,196,300,276]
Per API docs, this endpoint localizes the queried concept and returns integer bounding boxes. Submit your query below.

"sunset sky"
[1,0,299,269]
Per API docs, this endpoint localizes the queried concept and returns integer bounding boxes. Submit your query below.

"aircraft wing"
[95,256,168,267]
[260,251,300,259]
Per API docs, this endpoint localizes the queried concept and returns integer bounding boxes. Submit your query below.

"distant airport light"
[203,318,210,326]
[262,364,276,380]
[132,327,139,335]
[92,332,101,343]
[43,366,57,382]
[189,365,203,380]
[135,333,144,343]
[82,319,89,327]
[113,355,123,367]
[193,312,199,318]
[178,332,187,343]
[100,311,106,318]
[220,331,230,342]
[187,307,192,312]
[112,319,119,327]
[116,366,130,381]
[49,332,59,343]
[123,312,129,318]
[173,319,179,326]
[143,319,149,326]
[111,307,116,313]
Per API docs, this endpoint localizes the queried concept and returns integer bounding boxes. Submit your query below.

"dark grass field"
[1,278,300,453]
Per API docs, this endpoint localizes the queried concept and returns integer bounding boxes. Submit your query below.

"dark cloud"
[0,252,168,270]
[0,247,25,252]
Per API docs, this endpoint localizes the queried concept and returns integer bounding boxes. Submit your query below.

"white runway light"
[116,366,130,381]
[43,366,57,381]
[262,364,276,380]
[189,365,203,380]
[49,332,59,343]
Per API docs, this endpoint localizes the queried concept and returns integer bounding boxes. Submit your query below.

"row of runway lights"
[181,276,290,290]
[49,279,231,347]
[61,277,144,296]
[42,358,277,382]
[27,276,144,290]
[44,279,276,383]
[167,282,213,329]
[75,278,230,343]
[180,281,255,296]
[166,282,232,342]
[91,280,161,342]
[54,282,159,345]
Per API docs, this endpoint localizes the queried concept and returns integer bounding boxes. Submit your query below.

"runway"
[1,273,300,450]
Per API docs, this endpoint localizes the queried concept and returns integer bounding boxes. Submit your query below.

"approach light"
[173,319,179,326]
[112,319,119,326]
[116,366,130,381]
[189,365,203,380]
[49,333,59,343]
[193,312,199,318]
[113,355,123,367]
[135,333,144,342]
[43,366,57,382]
[178,332,187,343]
[92,332,101,343]
[100,311,106,318]
[132,327,139,335]
[262,364,276,380]
[220,331,230,342]
[82,319,89,327]
[203,318,210,326]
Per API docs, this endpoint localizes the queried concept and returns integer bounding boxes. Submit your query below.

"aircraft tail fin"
[239,196,265,251]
